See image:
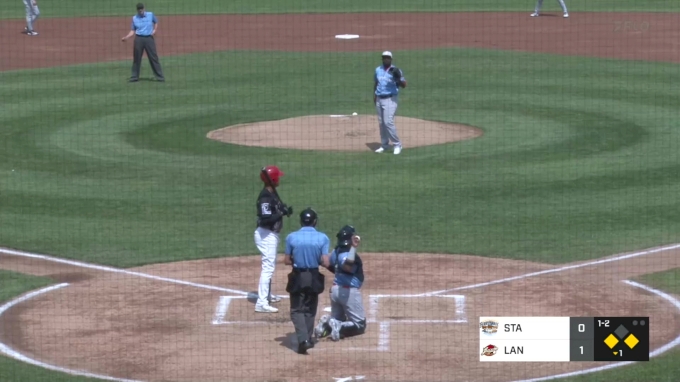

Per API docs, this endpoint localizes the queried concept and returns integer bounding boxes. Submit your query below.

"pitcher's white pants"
[254,227,279,307]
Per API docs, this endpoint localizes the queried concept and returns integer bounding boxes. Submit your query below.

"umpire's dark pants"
[131,35,164,81]
[290,290,319,345]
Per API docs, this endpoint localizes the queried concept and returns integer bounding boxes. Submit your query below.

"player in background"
[531,0,569,18]
[23,0,40,36]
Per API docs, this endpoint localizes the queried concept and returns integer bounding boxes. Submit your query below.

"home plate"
[324,307,332,312]
[335,34,360,40]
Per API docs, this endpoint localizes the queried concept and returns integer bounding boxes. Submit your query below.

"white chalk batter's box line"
[212,294,467,325]
[211,294,467,352]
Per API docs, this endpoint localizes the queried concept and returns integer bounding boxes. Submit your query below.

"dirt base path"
[207,115,483,152]
[1,12,678,72]
[1,246,679,382]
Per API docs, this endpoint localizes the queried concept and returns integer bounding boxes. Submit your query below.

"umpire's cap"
[336,225,356,247]
[136,3,145,10]
[300,208,317,226]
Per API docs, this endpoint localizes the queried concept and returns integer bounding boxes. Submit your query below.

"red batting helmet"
[260,165,284,187]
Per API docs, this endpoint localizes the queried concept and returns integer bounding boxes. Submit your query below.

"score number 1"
[578,323,586,354]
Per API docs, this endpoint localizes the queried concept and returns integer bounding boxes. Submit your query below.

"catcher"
[315,225,367,341]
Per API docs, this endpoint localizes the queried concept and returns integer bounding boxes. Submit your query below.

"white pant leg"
[23,0,39,30]
[382,96,401,147]
[254,227,279,307]
[375,99,389,148]
[557,0,568,13]
[534,0,544,13]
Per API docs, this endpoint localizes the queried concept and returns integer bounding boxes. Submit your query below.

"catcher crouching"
[315,225,367,341]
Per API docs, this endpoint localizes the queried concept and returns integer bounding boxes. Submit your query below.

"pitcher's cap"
[381,51,392,57]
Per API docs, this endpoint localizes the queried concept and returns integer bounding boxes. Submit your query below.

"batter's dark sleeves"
[131,36,164,81]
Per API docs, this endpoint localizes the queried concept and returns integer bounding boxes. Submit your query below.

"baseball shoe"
[315,315,331,338]
[255,304,278,313]
[375,147,385,153]
[393,146,402,155]
[128,78,139,83]
[563,12,569,18]
[530,12,539,17]
[297,340,314,354]
[269,295,282,304]
[329,318,342,341]
[26,30,38,36]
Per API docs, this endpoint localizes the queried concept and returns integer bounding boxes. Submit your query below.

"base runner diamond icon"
[604,333,619,349]
[625,333,640,349]
[614,324,629,339]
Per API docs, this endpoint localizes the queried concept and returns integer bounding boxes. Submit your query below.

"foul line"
[512,279,680,382]
[0,283,145,382]
[423,243,680,296]
[0,247,249,296]
[2,243,680,382]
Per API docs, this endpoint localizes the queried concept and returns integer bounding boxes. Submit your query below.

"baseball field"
[1,0,680,381]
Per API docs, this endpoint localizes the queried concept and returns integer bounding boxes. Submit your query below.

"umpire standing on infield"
[283,208,330,354]
[121,3,165,82]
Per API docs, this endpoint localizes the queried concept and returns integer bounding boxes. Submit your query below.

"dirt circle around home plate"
[206,115,483,152]
[1,250,679,382]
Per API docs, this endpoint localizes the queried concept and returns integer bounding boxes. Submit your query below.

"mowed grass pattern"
[1,48,680,267]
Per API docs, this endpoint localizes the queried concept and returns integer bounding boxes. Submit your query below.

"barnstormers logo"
[480,320,499,334]
[481,344,498,356]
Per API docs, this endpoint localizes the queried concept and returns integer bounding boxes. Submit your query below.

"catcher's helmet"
[336,225,356,247]
[260,165,284,187]
[300,208,317,226]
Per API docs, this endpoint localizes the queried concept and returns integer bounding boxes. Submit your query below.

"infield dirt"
[1,248,679,382]
[207,115,483,152]
[1,12,677,72]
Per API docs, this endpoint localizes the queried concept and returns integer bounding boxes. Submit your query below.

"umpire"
[121,3,165,82]
[283,208,331,354]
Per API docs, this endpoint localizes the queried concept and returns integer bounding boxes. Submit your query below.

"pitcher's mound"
[207,115,483,152]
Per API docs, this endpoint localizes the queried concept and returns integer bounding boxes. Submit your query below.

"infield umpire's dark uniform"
[126,3,164,82]
[284,208,330,354]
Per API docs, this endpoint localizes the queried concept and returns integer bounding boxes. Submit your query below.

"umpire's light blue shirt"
[330,249,362,288]
[374,65,405,97]
[285,227,330,269]
[131,11,157,36]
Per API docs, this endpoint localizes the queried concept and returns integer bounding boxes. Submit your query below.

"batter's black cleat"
[297,340,313,354]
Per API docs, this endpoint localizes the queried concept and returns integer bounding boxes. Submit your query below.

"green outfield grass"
[1,48,680,267]
[1,0,679,19]
[0,270,100,382]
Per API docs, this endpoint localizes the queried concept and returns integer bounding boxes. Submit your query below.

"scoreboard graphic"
[479,317,649,362]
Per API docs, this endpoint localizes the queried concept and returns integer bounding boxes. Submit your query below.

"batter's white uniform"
[23,0,40,33]
[254,227,279,308]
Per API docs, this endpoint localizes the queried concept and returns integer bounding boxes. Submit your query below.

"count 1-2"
[598,320,610,327]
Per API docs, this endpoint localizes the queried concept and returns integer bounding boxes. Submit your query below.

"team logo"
[481,344,498,356]
[480,319,499,334]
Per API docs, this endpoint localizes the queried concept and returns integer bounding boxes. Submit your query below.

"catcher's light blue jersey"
[330,249,363,288]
